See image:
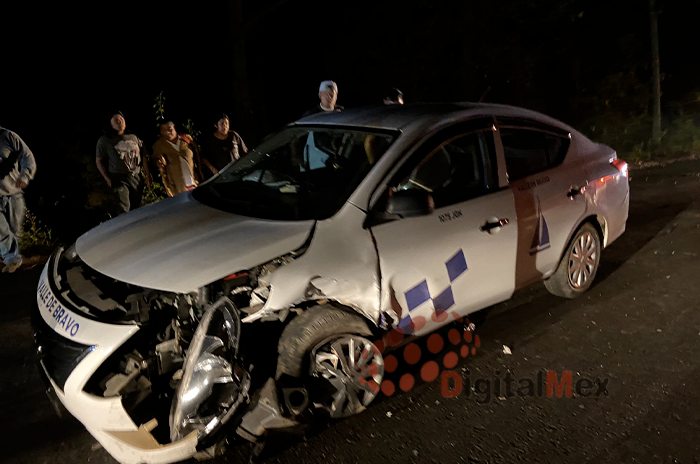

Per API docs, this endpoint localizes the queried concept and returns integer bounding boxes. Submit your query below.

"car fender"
[242,202,385,327]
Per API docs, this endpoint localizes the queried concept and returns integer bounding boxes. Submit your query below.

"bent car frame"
[32,103,629,463]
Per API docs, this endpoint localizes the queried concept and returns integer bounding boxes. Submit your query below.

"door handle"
[567,182,588,199]
[480,217,509,233]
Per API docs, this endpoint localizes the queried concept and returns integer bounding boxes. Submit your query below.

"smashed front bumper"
[31,255,233,464]
[33,303,199,463]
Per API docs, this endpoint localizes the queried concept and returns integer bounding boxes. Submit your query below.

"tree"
[649,0,662,145]
[226,0,294,143]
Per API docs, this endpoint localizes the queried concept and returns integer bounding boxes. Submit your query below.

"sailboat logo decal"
[529,197,551,255]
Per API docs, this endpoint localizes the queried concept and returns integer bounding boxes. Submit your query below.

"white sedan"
[33,102,629,464]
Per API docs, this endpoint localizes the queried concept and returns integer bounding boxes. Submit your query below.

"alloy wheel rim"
[312,335,384,418]
[568,231,598,289]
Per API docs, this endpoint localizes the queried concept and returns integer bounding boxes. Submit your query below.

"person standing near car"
[302,80,342,117]
[152,120,199,196]
[0,126,37,273]
[201,113,247,179]
[383,87,404,105]
[96,111,152,216]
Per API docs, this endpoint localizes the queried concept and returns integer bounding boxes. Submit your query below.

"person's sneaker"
[1,262,21,273]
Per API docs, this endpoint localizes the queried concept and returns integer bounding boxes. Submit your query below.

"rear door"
[495,118,587,286]
[370,120,518,337]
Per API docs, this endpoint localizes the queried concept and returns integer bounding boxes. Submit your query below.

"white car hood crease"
[75,193,315,293]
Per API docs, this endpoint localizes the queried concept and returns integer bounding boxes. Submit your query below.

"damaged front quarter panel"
[241,204,391,327]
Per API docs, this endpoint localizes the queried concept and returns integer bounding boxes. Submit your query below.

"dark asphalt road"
[2,159,700,464]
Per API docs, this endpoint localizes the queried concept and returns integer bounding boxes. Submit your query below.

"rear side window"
[499,128,570,181]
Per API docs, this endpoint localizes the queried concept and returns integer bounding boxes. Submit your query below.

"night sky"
[5,1,700,139]
[3,0,700,239]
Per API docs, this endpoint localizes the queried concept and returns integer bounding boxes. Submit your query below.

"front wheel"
[310,334,384,418]
[276,304,383,418]
[544,222,601,298]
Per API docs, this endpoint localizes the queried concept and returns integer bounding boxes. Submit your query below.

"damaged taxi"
[32,103,629,463]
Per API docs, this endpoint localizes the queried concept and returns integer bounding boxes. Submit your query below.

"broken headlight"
[169,297,250,443]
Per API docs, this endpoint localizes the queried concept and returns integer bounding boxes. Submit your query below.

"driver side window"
[397,130,496,209]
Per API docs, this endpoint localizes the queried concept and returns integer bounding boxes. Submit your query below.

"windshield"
[193,126,398,220]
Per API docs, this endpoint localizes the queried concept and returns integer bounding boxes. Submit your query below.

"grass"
[19,208,58,257]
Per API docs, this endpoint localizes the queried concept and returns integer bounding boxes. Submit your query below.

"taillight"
[611,158,628,177]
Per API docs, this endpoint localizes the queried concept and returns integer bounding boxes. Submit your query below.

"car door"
[495,118,588,287]
[369,121,518,337]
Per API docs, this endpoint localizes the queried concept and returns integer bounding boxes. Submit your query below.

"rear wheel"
[544,222,601,298]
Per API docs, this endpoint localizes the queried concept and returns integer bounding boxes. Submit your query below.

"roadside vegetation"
[581,76,700,163]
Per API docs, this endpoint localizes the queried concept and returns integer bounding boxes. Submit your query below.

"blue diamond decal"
[432,286,455,312]
[399,316,414,334]
[404,280,430,312]
[445,249,468,282]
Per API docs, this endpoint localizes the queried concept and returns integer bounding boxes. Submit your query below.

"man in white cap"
[302,80,341,117]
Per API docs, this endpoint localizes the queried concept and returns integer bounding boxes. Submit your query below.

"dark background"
[2,0,700,243]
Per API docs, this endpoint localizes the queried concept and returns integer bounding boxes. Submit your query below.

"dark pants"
[111,173,144,216]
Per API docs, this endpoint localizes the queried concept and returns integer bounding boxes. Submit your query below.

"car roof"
[292,102,577,134]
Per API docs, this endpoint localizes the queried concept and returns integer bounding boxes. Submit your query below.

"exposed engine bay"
[52,245,319,458]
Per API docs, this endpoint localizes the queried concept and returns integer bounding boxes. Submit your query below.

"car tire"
[276,304,373,379]
[544,222,602,299]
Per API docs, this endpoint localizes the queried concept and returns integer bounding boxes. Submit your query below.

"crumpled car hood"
[75,193,314,293]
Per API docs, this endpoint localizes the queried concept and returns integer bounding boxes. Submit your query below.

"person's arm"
[229,131,248,163]
[237,132,248,155]
[12,132,37,189]
[151,141,173,195]
[152,142,166,169]
[202,158,218,175]
[96,139,112,188]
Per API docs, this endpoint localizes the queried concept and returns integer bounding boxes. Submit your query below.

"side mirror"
[386,189,433,217]
[364,188,434,229]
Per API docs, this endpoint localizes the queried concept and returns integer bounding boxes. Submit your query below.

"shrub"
[661,116,700,157]
[142,178,168,205]
[19,208,56,256]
